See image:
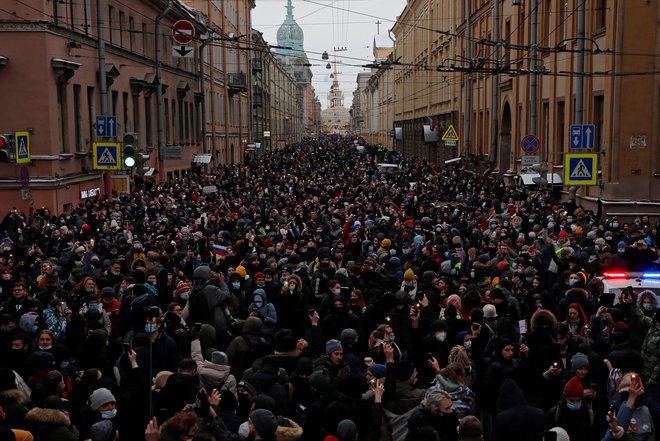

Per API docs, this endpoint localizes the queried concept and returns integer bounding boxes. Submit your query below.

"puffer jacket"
[641,325,660,383]
[191,339,237,395]
[431,375,476,419]
[24,407,80,441]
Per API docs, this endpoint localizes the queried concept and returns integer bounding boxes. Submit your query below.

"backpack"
[188,284,211,324]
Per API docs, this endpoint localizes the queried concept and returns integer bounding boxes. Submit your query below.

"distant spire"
[286,0,294,19]
[333,60,339,85]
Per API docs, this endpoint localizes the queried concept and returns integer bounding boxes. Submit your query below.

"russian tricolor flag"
[212,244,228,256]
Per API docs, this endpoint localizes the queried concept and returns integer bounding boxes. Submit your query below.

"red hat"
[558,231,569,238]
[82,224,92,232]
[254,272,265,279]
[497,261,510,273]
[613,321,629,333]
[174,282,191,296]
[563,376,584,398]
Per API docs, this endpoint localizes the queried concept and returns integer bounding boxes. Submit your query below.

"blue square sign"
[570,124,595,149]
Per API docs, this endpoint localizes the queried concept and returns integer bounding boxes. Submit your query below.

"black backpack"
[188,284,212,324]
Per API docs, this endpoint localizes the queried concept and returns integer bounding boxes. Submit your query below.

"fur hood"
[530,308,558,332]
[0,388,30,405]
[25,407,72,427]
[276,418,303,441]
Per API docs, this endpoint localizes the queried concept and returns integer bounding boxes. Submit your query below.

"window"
[56,82,68,153]
[557,100,565,153]
[144,96,152,146]
[112,90,119,117]
[122,92,129,132]
[108,6,114,44]
[142,23,148,54]
[73,85,83,152]
[164,98,170,144]
[87,86,95,150]
[119,11,126,48]
[594,0,607,32]
[69,0,77,31]
[504,19,511,67]
[128,17,135,52]
[178,99,184,143]
[594,95,605,149]
[132,93,140,137]
[84,0,92,35]
[542,102,549,154]
[558,0,568,43]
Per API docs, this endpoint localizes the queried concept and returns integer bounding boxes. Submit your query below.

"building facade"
[360,0,660,214]
[321,64,351,135]
[0,0,212,213]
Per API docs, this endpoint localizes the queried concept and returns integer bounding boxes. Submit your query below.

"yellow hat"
[235,265,247,279]
[404,268,415,281]
[381,238,391,249]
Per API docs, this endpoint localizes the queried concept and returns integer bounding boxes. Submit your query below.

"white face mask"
[435,332,447,342]
[1,274,11,281]
[332,288,341,295]
[238,421,250,440]
[464,340,472,350]
[179,292,189,301]
[568,278,578,286]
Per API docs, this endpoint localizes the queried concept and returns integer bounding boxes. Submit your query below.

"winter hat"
[250,409,278,438]
[89,388,116,411]
[101,287,115,298]
[422,271,437,282]
[563,376,584,399]
[336,419,358,441]
[174,282,192,296]
[253,289,267,302]
[404,269,415,281]
[570,352,589,370]
[325,339,343,355]
[395,360,415,382]
[558,231,569,239]
[243,317,263,334]
[496,261,510,273]
[193,265,211,281]
[367,364,387,379]
[617,241,626,248]
[309,369,333,393]
[482,304,497,319]
[381,239,391,249]
[548,427,570,441]
[524,267,537,278]
[211,351,228,365]
[90,420,115,441]
[234,265,247,278]
[458,415,483,440]
[340,328,358,347]
[0,368,16,392]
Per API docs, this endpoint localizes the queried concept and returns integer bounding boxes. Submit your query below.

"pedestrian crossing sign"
[441,124,460,142]
[92,142,121,170]
[14,131,30,164]
[565,153,598,185]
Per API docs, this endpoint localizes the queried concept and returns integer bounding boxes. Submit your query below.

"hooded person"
[492,378,546,441]
[225,316,271,379]
[248,289,277,338]
[24,395,80,441]
[186,265,233,348]
[249,408,279,441]
[190,333,237,396]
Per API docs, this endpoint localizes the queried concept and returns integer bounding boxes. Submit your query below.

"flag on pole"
[212,244,228,256]
[430,118,438,132]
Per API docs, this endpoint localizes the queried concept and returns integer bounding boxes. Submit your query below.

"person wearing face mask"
[547,376,595,441]
[248,289,277,338]
[81,295,112,335]
[405,389,459,441]
[43,299,70,340]
[78,387,117,440]
[400,268,418,301]
[272,274,308,339]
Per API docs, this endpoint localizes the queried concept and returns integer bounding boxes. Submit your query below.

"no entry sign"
[172,20,195,45]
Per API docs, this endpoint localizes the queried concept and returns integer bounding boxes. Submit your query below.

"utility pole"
[575,0,586,125]
[96,0,112,197]
[490,0,500,166]
[465,0,472,158]
[530,0,538,135]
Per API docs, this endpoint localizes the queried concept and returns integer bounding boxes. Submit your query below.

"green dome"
[276,0,305,56]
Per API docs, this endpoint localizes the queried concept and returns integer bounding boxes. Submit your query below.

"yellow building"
[321,64,351,134]
[364,0,660,215]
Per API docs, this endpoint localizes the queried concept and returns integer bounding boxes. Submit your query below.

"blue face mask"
[232,282,241,290]
[566,401,581,411]
[31,325,39,334]
[145,323,157,334]
[88,303,100,311]
[101,408,117,419]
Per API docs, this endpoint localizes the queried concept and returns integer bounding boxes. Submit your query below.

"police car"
[599,271,660,305]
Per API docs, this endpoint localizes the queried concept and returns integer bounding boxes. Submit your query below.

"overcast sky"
[252,0,406,110]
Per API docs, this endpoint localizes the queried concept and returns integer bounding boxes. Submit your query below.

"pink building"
[0,0,208,213]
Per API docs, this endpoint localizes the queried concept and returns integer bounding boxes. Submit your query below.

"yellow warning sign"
[442,124,460,142]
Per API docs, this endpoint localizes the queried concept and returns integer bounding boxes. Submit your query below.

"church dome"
[276,0,305,55]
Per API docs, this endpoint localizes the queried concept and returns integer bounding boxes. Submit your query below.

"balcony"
[228,72,247,97]
[251,58,263,73]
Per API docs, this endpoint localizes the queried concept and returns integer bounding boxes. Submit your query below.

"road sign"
[92,142,121,170]
[444,141,457,147]
[521,155,540,167]
[95,115,117,138]
[172,46,194,58]
[172,20,195,45]
[570,124,595,149]
[565,153,598,185]
[19,165,29,187]
[521,134,541,154]
[441,124,460,142]
[14,131,30,164]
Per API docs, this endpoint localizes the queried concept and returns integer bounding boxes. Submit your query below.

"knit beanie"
[249,409,278,438]
[563,376,584,399]
[89,388,116,411]
[367,364,387,379]
[404,268,415,281]
[548,427,570,441]
[325,339,343,355]
[309,369,333,392]
[90,420,115,441]
[336,419,358,441]
[340,328,358,347]
[211,351,228,365]
[570,352,589,370]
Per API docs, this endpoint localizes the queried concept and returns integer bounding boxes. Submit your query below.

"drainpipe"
[96,0,112,198]
[155,0,173,179]
[465,0,472,159]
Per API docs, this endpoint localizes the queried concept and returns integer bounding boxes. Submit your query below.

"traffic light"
[123,132,139,170]
[0,133,15,162]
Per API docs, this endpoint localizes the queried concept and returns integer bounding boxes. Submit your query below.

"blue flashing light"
[641,273,660,279]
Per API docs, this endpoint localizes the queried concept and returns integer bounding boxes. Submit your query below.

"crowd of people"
[0,136,658,441]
